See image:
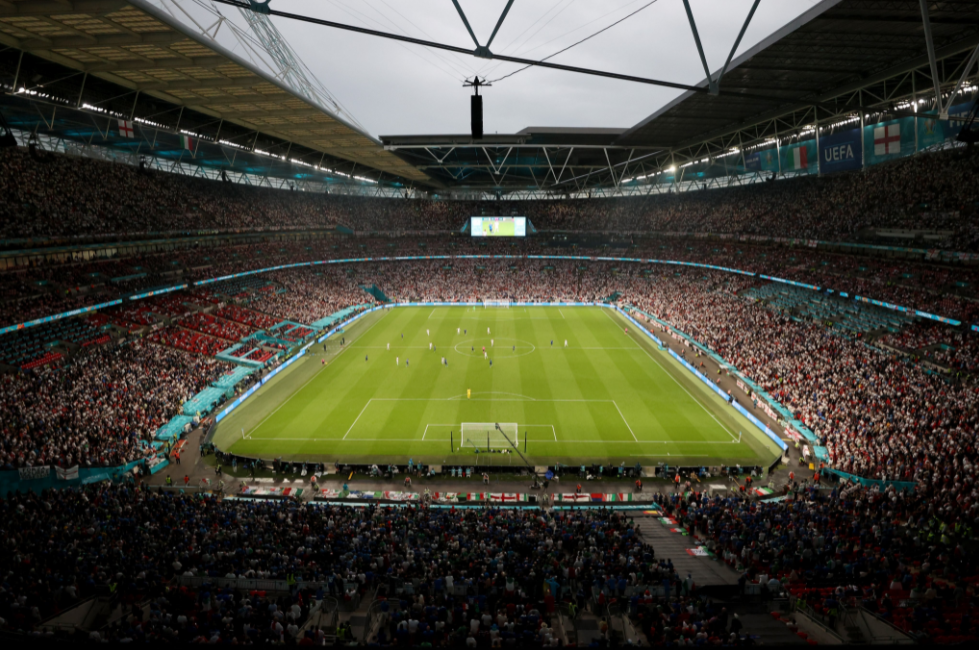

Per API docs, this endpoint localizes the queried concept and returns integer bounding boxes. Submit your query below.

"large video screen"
[470,216,526,237]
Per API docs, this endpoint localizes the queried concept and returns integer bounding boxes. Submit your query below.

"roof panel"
[0,0,431,185]
[618,0,979,149]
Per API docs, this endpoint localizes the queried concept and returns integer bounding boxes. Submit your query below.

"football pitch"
[213,306,782,468]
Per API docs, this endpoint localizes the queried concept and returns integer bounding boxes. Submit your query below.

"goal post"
[483,300,511,308]
[460,423,519,450]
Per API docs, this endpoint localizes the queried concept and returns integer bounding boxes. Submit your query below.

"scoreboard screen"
[470,216,526,237]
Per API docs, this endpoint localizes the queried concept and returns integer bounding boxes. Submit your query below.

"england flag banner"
[55,465,80,480]
[118,119,135,138]
[874,124,900,155]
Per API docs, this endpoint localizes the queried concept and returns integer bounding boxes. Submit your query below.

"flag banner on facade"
[873,124,900,155]
[117,120,135,138]
[181,134,194,151]
[788,146,808,170]
[818,128,861,173]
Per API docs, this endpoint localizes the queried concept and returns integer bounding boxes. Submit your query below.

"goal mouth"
[483,300,511,308]
[461,422,519,449]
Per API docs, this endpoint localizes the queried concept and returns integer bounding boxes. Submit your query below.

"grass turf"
[213,306,782,468]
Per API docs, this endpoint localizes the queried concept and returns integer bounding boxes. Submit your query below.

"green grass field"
[213,306,782,468]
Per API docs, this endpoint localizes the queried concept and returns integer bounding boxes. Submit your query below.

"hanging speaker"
[471,94,483,140]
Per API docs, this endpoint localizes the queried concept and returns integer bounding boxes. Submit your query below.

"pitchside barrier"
[822,468,916,493]
[2,252,962,339]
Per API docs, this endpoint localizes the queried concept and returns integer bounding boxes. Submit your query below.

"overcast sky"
[201,0,827,137]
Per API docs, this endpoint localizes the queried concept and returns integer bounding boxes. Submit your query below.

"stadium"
[0,0,978,645]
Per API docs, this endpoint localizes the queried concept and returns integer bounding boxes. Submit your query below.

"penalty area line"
[613,400,638,442]
[342,399,372,440]
[422,424,457,440]
[245,310,390,441]
[606,308,740,444]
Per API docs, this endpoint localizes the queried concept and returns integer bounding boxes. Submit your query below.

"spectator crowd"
[3,146,977,247]
[1,142,979,645]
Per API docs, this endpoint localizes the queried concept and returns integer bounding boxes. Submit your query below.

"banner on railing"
[55,465,79,481]
[18,466,50,481]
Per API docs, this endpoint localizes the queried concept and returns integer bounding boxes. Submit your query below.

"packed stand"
[149,326,228,357]
[0,340,229,469]
[0,485,754,647]
[621,269,979,482]
[7,233,979,331]
[678,481,979,644]
[214,303,279,330]
[178,313,253,342]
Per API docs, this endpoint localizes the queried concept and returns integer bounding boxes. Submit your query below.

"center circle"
[453,338,537,359]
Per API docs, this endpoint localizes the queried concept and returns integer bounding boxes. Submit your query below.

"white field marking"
[605,308,741,444]
[545,346,641,350]
[422,424,457,440]
[342,399,372,440]
[456,314,551,321]
[370,396,612,404]
[428,308,437,319]
[530,439,731,444]
[244,310,390,439]
[351,345,439,349]
[249,436,732,445]
[247,437,446,442]
[629,454,714,458]
[446,390,535,400]
[613,400,638,442]
[522,424,558,440]
[342,438,446,442]
[559,308,566,319]
[441,391,613,402]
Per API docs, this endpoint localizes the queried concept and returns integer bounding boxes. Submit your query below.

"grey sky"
[226,0,825,137]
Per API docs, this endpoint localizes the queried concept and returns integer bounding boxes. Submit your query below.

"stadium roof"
[0,0,431,186]
[3,0,978,196]
[381,0,979,194]
[617,0,979,153]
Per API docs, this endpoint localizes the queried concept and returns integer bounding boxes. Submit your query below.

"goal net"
[483,300,511,308]
[460,423,519,449]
